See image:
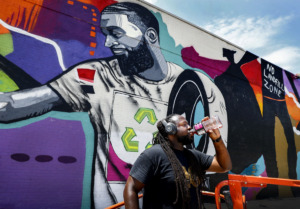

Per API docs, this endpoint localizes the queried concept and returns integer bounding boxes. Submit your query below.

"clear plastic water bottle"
[190,115,223,135]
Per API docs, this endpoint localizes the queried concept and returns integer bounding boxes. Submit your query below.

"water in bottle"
[190,115,223,135]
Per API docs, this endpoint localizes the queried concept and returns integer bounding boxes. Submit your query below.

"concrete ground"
[204,197,300,209]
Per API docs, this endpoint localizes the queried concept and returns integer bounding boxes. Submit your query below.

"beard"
[115,38,154,76]
[177,135,193,145]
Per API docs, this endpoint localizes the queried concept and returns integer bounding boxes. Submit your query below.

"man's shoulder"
[141,144,170,161]
[187,148,207,157]
[143,144,163,155]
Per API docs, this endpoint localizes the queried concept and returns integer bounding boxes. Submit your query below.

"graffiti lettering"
[263,64,284,97]
[263,78,282,97]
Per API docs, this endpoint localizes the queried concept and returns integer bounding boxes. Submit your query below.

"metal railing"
[215,174,300,209]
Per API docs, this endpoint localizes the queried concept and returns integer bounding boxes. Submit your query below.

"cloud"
[262,47,300,73]
[202,15,300,74]
[144,0,158,4]
[202,15,292,50]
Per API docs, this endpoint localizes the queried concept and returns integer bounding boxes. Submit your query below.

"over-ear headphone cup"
[166,126,173,133]
[162,120,177,135]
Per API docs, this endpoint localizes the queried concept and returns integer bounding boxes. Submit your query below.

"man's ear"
[145,28,158,44]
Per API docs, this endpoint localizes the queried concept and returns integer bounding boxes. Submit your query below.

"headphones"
[162,119,177,135]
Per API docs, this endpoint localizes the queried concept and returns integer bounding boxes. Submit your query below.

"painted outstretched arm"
[0,85,63,123]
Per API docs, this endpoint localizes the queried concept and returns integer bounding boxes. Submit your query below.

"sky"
[143,0,300,75]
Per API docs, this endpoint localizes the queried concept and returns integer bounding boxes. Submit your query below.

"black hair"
[102,2,160,36]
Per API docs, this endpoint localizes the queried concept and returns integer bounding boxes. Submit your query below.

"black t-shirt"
[129,144,214,209]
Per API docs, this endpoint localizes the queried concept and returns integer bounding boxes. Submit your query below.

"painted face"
[101,13,154,75]
[101,13,144,56]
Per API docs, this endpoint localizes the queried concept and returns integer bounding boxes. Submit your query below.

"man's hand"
[201,116,221,141]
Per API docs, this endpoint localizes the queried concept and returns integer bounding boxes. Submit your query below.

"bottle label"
[194,123,204,131]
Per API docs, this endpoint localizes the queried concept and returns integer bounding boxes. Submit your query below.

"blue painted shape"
[193,101,205,147]
[229,155,266,193]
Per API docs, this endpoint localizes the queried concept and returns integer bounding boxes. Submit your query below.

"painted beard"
[177,134,193,145]
[115,38,154,76]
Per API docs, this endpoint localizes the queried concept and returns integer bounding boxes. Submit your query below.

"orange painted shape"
[93,13,97,17]
[89,51,95,56]
[92,18,97,22]
[67,1,74,5]
[241,59,263,116]
[0,25,9,34]
[90,42,97,48]
[285,95,300,120]
[83,6,88,9]
[252,85,263,115]
[0,0,43,32]
[90,31,96,37]
[91,26,96,30]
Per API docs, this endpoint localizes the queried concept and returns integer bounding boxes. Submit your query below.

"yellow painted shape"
[275,116,293,197]
[0,70,19,92]
[0,33,13,56]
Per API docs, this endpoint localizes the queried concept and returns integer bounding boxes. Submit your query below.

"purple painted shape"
[244,170,268,200]
[7,30,112,84]
[34,0,97,43]
[6,0,113,84]
[283,71,294,94]
[295,80,300,96]
[6,31,63,84]
[293,75,300,96]
[181,46,231,79]
[33,0,113,59]
[0,118,86,209]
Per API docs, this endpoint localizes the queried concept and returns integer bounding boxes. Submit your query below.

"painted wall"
[0,0,299,208]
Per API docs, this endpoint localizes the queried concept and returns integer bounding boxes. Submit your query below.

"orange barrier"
[214,174,300,209]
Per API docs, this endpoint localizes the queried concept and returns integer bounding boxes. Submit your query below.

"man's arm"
[202,117,232,173]
[0,85,63,123]
[123,176,145,209]
[207,137,232,173]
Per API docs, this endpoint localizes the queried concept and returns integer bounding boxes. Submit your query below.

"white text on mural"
[263,64,284,97]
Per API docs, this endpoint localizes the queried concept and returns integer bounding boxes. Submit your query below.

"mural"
[0,0,299,208]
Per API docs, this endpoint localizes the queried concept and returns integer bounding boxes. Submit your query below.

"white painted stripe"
[0,19,66,71]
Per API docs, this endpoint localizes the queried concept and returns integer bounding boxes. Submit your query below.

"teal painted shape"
[193,102,205,147]
[153,12,212,80]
